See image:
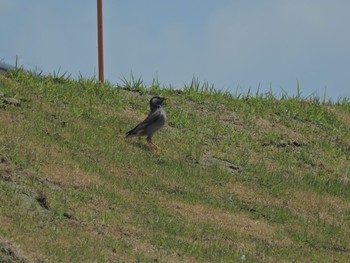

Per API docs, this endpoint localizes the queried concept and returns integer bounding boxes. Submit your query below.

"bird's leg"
[147,136,161,152]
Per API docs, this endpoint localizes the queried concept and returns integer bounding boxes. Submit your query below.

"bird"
[126,96,168,152]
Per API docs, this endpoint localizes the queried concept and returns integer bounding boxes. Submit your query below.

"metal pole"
[97,0,104,82]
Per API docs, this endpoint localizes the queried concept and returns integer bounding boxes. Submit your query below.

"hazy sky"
[1,0,350,99]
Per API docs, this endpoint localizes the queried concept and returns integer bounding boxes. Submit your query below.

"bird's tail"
[125,128,136,138]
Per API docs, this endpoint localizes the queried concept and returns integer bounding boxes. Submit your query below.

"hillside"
[1,70,350,262]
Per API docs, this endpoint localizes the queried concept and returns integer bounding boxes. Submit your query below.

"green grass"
[1,69,350,262]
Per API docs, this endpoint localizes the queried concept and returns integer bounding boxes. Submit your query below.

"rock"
[200,152,241,174]
[3,97,21,107]
[229,164,240,170]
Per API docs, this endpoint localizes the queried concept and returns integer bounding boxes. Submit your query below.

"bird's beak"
[163,97,169,100]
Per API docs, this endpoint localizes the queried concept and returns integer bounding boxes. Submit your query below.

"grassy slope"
[0,71,349,262]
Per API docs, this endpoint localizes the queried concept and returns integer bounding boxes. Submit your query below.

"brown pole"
[97,0,104,82]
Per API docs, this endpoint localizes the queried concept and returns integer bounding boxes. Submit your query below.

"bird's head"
[149,96,168,110]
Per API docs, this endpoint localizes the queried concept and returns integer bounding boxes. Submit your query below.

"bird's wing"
[126,110,162,136]
[143,108,162,123]
[137,110,162,128]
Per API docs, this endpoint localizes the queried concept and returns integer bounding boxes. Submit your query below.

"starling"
[126,96,167,152]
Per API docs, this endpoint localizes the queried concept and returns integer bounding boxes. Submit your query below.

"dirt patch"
[60,210,200,263]
[163,198,291,245]
[120,107,146,123]
[227,181,350,230]
[217,110,243,127]
[226,181,284,208]
[0,110,15,124]
[255,117,308,146]
[41,164,104,189]
[269,124,307,146]
[289,191,350,228]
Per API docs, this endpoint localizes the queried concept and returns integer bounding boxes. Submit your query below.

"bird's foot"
[148,142,161,153]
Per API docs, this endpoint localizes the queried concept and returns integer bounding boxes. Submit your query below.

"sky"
[1,0,350,100]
